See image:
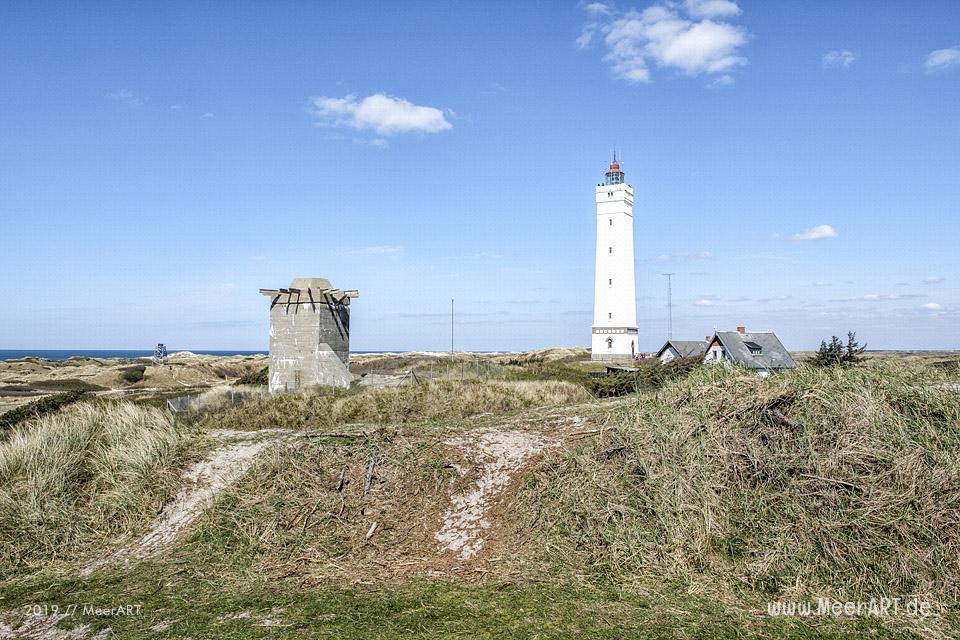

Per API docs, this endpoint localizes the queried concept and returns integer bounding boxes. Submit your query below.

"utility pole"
[661,273,675,341]
[450,298,454,354]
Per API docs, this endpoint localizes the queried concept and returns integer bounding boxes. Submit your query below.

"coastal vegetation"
[0,351,958,637]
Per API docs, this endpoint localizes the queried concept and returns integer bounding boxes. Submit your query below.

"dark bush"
[0,390,88,434]
[811,331,866,367]
[118,365,146,384]
[588,357,702,398]
[234,366,269,386]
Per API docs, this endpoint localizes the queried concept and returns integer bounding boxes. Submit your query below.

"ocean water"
[0,349,403,361]
[0,350,266,361]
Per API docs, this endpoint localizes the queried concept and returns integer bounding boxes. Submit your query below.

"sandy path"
[435,430,552,560]
[81,430,285,576]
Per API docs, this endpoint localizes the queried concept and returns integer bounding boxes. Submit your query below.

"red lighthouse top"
[605,152,624,185]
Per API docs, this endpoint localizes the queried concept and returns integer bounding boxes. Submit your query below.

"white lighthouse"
[592,154,638,360]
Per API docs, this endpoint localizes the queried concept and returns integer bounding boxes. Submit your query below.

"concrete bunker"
[258,277,359,393]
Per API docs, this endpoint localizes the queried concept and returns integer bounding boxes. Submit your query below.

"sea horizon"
[0,349,497,361]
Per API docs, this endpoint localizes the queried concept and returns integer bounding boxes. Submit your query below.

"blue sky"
[1,0,958,352]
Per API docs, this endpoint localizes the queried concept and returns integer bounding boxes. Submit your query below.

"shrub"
[811,331,866,367]
[234,366,268,386]
[0,391,88,435]
[30,379,106,392]
[118,364,146,384]
[587,357,702,398]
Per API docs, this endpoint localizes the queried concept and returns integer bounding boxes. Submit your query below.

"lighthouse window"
[609,219,612,226]
[608,312,612,319]
[606,337,613,349]
[608,278,612,285]
[608,247,612,254]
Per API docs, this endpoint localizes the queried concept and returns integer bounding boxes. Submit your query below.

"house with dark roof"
[704,326,797,376]
[655,339,708,364]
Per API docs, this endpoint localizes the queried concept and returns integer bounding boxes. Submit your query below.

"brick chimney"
[736,326,746,334]
[705,336,712,342]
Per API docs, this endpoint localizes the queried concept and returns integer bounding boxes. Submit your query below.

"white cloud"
[923,276,945,284]
[706,74,734,88]
[583,2,613,15]
[924,46,960,72]
[337,245,404,256]
[107,89,144,106]
[791,224,838,241]
[201,112,214,118]
[822,50,857,68]
[576,23,598,49]
[684,0,741,19]
[694,298,714,306]
[579,1,747,83]
[922,302,942,311]
[170,104,183,111]
[310,93,452,135]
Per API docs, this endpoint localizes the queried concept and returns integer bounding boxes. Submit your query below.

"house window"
[744,341,763,356]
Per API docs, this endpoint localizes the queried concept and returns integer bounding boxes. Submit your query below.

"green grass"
[0,567,921,639]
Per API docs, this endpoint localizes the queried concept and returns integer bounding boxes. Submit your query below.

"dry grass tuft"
[0,401,188,574]
[203,379,592,431]
[182,433,454,584]
[513,360,960,603]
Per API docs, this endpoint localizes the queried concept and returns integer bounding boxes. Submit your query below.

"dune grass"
[512,360,960,607]
[0,401,189,575]
[2,356,959,636]
[202,378,593,431]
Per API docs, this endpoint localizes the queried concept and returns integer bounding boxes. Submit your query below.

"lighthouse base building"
[591,155,639,361]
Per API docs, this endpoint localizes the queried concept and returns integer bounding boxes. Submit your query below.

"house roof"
[712,331,797,370]
[655,340,708,358]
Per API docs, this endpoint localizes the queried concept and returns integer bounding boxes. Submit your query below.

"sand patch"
[436,430,552,560]
[0,610,111,639]
[81,430,285,575]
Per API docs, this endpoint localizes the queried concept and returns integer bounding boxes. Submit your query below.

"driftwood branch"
[800,473,860,490]
[365,521,379,540]
[364,458,376,495]
[766,409,802,430]
[568,428,602,439]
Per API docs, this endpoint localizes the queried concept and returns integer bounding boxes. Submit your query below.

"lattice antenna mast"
[661,273,675,341]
